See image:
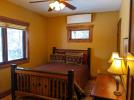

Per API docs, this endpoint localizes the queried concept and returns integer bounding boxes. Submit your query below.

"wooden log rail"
[11,64,74,100]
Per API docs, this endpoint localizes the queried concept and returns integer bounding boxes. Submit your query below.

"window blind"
[0,16,29,30]
[0,22,27,30]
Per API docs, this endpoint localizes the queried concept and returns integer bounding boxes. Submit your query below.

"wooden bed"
[11,47,91,100]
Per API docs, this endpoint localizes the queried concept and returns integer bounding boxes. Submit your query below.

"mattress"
[33,63,90,89]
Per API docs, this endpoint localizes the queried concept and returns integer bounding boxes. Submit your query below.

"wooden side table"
[90,74,126,100]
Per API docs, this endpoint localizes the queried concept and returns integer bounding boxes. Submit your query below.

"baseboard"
[0,89,11,98]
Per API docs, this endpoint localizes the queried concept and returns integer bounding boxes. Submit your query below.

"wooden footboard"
[11,64,74,100]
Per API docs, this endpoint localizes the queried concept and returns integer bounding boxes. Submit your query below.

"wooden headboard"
[52,47,91,77]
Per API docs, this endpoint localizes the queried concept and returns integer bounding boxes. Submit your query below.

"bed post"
[87,48,91,78]
[67,70,74,100]
[11,64,17,100]
[53,47,56,54]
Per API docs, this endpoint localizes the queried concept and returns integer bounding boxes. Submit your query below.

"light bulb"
[114,59,121,68]
[54,1,59,6]
[49,2,55,9]
[54,1,61,11]
[60,3,65,9]
[55,6,60,11]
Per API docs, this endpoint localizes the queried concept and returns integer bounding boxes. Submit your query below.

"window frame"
[67,25,93,42]
[0,16,29,68]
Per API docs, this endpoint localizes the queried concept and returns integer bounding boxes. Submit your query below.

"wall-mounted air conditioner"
[67,14,92,24]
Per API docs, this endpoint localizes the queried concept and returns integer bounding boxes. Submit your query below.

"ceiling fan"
[29,0,76,11]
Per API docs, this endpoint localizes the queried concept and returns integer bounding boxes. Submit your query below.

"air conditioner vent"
[67,14,92,24]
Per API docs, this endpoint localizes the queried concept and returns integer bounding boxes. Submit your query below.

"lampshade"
[126,53,134,74]
[108,52,119,63]
[108,58,126,75]
[126,53,134,61]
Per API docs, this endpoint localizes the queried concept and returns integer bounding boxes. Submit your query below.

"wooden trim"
[15,70,67,80]
[23,31,26,59]
[0,16,29,26]
[2,28,7,62]
[16,67,67,76]
[25,29,30,64]
[53,47,88,54]
[129,0,132,53]
[117,19,121,54]
[0,89,11,99]
[128,0,134,55]
[0,58,29,69]
[67,25,93,42]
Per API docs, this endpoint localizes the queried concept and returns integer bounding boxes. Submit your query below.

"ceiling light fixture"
[49,1,65,11]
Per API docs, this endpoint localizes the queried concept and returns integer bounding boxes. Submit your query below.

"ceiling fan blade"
[60,0,73,1]
[29,0,48,3]
[61,1,76,10]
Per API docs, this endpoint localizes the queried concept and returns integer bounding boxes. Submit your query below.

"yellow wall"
[0,0,48,93]
[46,12,119,76]
[119,0,130,56]
[119,0,134,76]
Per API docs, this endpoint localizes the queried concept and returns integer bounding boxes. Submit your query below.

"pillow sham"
[50,54,66,64]
[66,55,83,65]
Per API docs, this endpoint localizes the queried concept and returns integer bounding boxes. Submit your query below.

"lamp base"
[114,91,121,96]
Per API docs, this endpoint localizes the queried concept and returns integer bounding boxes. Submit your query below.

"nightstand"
[90,74,126,100]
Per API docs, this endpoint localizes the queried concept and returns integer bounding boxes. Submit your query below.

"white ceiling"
[7,0,121,17]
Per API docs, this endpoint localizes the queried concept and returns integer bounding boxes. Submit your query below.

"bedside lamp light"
[108,58,126,74]
[108,52,119,63]
[108,58,126,96]
[126,53,134,61]
[126,53,134,75]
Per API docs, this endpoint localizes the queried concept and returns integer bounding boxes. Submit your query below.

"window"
[7,28,24,61]
[71,30,89,39]
[0,16,29,66]
[67,25,93,42]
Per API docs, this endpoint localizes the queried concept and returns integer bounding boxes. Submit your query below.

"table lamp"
[108,52,119,63]
[108,58,126,96]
